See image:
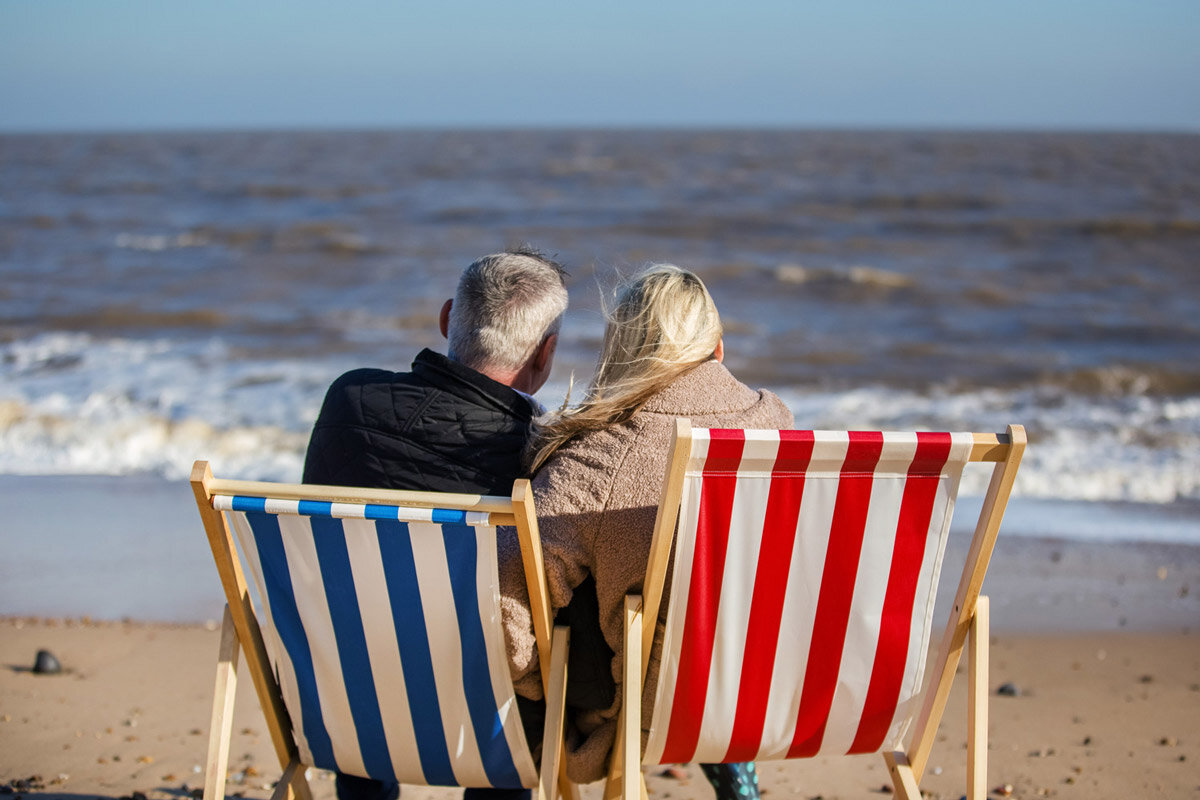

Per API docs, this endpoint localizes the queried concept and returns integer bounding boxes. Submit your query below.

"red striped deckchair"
[608,420,1025,800]
[190,462,578,800]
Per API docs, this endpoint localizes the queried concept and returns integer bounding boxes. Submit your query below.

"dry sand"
[2,617,1197,800]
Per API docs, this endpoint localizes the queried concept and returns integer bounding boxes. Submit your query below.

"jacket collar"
[411,348,537,420]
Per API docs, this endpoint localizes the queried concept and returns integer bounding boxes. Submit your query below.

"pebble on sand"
[32,649,62,675]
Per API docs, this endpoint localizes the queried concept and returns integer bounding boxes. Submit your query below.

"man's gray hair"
[447,248,569,373]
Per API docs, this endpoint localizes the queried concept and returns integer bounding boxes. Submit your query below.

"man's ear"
[534,332,558,371]
[438,299,452,339]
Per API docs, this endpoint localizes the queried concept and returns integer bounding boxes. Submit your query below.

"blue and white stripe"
[224,501,536,788]
[213,494,493,526]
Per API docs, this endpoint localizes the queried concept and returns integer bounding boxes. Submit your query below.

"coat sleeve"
[498,441,610,700]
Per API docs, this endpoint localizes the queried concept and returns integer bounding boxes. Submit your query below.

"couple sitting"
[304,249,792,800]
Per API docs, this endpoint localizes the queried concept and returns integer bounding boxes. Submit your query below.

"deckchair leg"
[968,596,990,800]
[203,606,240,800]
[884,751,922,800]
[605,596,644,800]
[540,625,572,800]
[624,598,644,800]
[268,758,308,800]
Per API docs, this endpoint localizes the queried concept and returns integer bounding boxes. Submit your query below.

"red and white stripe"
[643,428,972,765]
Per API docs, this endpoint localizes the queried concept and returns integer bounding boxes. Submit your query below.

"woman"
[501,265,793,796]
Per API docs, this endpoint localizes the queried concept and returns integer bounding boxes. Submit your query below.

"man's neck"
[479,365,531,394]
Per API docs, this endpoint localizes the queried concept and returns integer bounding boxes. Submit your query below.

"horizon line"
[3,121,1199,137]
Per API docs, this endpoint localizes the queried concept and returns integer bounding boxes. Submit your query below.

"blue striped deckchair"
[190,461,575,800]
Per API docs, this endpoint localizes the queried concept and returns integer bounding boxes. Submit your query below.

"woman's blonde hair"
[526,264,722,472]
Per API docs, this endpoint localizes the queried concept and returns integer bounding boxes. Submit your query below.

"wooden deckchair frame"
[606,421,1026,800]
[190,461,579,800]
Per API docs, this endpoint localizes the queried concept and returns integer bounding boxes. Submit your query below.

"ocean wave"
[114,222,387,256]
[776,385,1200,505]
[2,332,1199,509]
[0,401,306,481]
[116,232,210,251]
[774,263,915,290]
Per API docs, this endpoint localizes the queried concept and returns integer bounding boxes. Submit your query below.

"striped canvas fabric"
[643,429,973,766]
[215,495,538,789]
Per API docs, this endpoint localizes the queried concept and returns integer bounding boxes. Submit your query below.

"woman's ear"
[713,337,724,363]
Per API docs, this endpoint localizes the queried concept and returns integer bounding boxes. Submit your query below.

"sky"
[1,0,1198,133]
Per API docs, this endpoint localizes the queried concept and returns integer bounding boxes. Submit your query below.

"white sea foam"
[0,332,329,481]
[2,333,1198,534]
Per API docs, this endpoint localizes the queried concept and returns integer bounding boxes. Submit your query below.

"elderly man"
[303,247,570,800]
[304,247,567,494]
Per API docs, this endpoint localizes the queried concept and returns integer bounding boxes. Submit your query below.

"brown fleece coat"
[498,360,793,783]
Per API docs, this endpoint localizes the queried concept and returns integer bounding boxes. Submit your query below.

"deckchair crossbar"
[211,494,495,526]
[204,476,515,514]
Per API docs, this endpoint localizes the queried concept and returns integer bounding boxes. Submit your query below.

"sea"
[2,129,1199,553]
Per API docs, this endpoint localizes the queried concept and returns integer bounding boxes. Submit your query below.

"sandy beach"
[2,618,1197,800]
[1,473,1198,799]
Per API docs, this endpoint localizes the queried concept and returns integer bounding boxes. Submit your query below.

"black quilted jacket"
[302,348,537,495]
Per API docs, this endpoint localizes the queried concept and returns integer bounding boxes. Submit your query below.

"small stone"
[1083,736,1092,745]
[996,682,1021,697]
[993,784,1013,797]
[1158,736,1178,746]
[1138,674,1154,684]
[32,650,62,675]
[137,756,154,765]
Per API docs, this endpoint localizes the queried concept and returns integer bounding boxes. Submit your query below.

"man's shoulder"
[310,366,426,431]
[327,366,415,391]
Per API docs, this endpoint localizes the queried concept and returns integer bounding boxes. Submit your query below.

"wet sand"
[2,474,1197,632]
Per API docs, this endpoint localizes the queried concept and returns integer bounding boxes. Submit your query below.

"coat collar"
[640,360,763,416]
[412,348,538,420]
